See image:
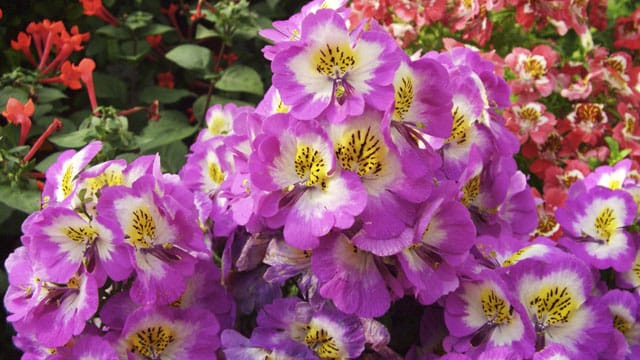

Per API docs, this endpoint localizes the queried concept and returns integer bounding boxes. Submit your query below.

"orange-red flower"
[79,0,119,25]
[2,98,35,145]
[75,58,98,111]
[146,34,163,49]
[157,71,175,88]
[10,32,36,65]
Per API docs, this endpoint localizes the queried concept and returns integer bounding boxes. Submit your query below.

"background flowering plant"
[1,0,640,359]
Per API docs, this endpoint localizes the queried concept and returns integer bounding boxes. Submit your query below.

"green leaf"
[0,88,29,107]
[165,44,212,71]
[0,202,14,224]
[138,110,198,152]
[0,185,41,214]
[37,87,67,103]
[604,136,620,153]
[195,24,219,40]
[139,86,195,105]
[124,11,154,31]
[48,128,96,148]
[119,40,151,61]
[138,24,175,36]
[215,65,264,95]
[155,141,188,173]
[35,151,63,172]
[94,72,128,105]
[96,25,131,39]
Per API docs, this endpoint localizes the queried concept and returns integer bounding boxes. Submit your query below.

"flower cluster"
[4,0,640,359]
[4,141,233,358]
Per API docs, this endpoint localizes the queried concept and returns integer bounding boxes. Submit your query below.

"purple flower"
[221,329,309,359]
[25,205,129,285]
[41,140,102,207]
[396,181,476,305]
[97,175,206,304]
[251,297,366,359]
[49,334,118,360]
[601,289,640,358]
[3,246,44,324]
[330,108,432,253]
[249,118,366,249]
[271,9,399,123]
[616,241,640,295]
[510,256,611,357]
[556,186,637,271]
[312,232,395,317]
[259,0,349,61]
[582,159,636,191]
[72,159,127,215]
[444,269,535,357]
[19,273,99,348]
[262,236,317,296]
[197,102,254,141]
[114,306,220,359]
[389,53,453,143]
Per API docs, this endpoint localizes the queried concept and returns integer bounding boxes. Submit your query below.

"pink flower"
[505,45,559,102]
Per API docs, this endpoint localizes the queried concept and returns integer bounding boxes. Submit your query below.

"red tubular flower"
[0,7,3,19]
[22,118,63,163]
[614,10,640,50]
[10,32,37,66]
[37,20,66,72]
[191,0,205,21]
[2,98,35,146]
[161,3,184,39]
[79,0,119,25]
[145,34,163,49]
[42,28,90,75]
[157,72,175,88]
[75,58,98,111]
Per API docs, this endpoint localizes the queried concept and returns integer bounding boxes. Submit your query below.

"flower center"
[574,103,604,124]
[393,76,414,121]
[313,43,356,79]
[605,56,626,74]
[335,126,384,177]
[86,170,123,192]
[461,175,480,207]
[535,214,560,237]
[294,144,328,188]
[558,170,583,189]
[518,106,541,125]
[275,99,290,113]
[540,133,561,155]
[64,225,98,243]
[613,314,632,334]
[208,162,225,185]
[594,207,617,242]
[208,114,230,135]
[529,286,576,329]
[61,165,74,197]
[304,324,340,359]
[447,106,470,144]
[624,114,636,136]
[128,325,176,359]
[523,56,546,79]
[480,289,513,324]
[127,207,156,248]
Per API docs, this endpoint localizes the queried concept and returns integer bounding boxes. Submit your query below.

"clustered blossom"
[5,0,640,359]
[5,141,232,358]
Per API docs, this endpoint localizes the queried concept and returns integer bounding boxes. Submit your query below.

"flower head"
[271,9,399,122]
[3,97,34,145]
